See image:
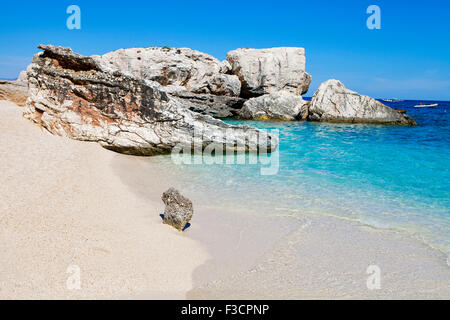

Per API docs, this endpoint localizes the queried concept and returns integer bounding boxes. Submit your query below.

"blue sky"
[0,0,449,100]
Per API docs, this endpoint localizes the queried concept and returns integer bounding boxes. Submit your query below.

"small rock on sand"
[161,188,193,231]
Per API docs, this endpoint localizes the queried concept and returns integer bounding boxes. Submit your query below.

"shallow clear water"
[150,100,450,261]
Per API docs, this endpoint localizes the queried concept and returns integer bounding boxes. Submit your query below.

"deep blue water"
[152,100,450,261]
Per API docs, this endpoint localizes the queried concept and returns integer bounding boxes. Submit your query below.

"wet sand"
[111,154,450,300]
[188,213,450,299]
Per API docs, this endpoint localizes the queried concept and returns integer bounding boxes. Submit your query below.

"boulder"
[161,188,193,231]
[309,80,416,125]
[92,47,241,97]
[226,47,311,98]
[238,91,308,121]
[24,45,277,156]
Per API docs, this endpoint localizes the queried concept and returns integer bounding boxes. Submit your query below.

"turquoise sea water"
[151,100,450,262]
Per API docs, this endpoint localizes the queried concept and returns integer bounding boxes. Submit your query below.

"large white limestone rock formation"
[226,47,311,98]
[24,45,277,156]
[309,80,416,125]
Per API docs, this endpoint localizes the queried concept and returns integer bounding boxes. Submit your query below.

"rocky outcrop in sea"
[16,44,417,154]
[23,45,276,156]
[308,80,417,125]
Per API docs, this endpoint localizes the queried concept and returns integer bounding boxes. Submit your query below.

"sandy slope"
[0,100,208,299]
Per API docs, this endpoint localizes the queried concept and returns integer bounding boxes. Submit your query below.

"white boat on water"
[414,103,438,108]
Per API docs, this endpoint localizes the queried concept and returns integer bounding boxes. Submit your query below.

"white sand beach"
[0,100,209,299]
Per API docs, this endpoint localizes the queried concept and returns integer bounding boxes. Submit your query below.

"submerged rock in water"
[226,47,312,98]
[238,91,308,121]
[308,79,417,125]
[161,188,193,231]
[24,45,277,156]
